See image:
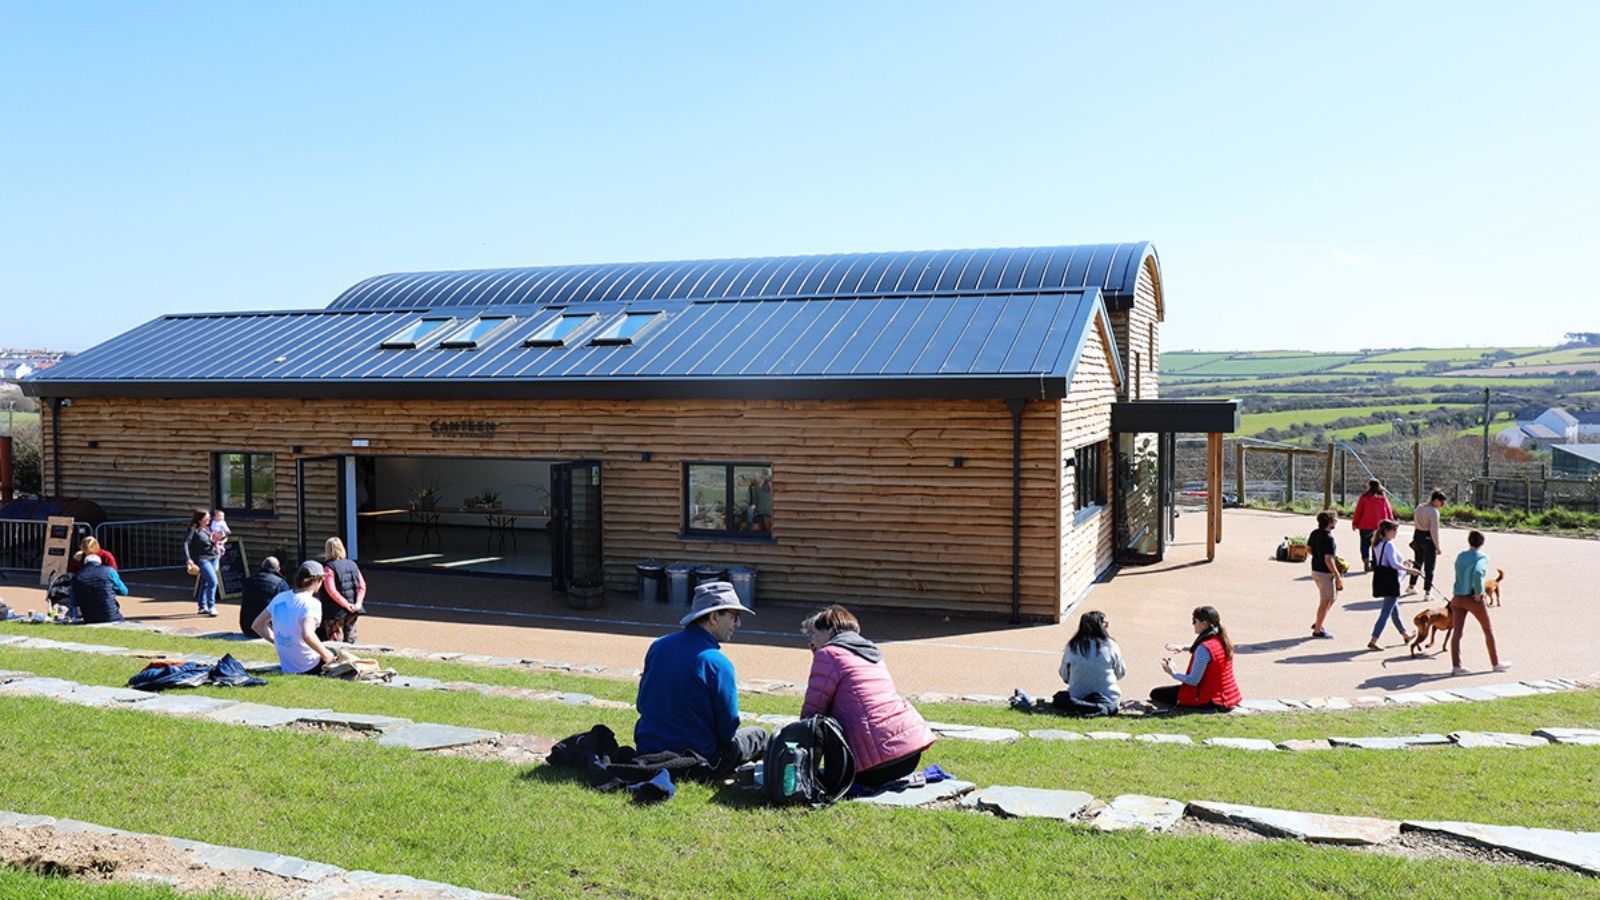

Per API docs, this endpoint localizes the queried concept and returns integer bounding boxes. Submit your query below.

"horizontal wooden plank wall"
[1060,319,1118,610]
[1108,255,1163,401]
[44,395,1072,620]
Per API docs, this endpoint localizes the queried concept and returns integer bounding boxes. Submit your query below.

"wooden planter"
[1286,544,1310,562]
[568,584,606,610]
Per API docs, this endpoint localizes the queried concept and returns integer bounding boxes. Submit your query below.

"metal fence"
[0,517,189,576]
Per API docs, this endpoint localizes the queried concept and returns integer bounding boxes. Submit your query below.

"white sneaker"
[1451,667,1469,676]
[1493,662,1513,673]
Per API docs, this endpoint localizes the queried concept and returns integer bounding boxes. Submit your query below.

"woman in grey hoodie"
[1052,610,1126,717]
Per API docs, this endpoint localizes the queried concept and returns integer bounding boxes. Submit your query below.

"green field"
[1175,355,1363,377]
[0,410,39,433]
[1326,361,1432,374]
[1160,351,1232,373]
[1240,403,1468,436]
[1486,347,1600,368]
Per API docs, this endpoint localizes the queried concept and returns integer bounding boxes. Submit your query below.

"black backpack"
[46,572,74,606]
[762,715,855,807]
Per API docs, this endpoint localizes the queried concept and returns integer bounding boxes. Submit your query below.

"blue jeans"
[1371,595,1406,639]
[195,559,219,612]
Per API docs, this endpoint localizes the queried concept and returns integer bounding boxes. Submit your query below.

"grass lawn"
[0,867,227,898]
[2,694,1598,898]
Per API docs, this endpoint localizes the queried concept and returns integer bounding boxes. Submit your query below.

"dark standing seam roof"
[27,243,1147,401]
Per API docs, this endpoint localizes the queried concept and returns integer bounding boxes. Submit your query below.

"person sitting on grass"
[251,561,334,675]
[240,556,289,637]
[800,604,936,789]
[1150,605,1240,711]
[634,581,766,775]
[1052,610,1126,717]
[71,553,128,624]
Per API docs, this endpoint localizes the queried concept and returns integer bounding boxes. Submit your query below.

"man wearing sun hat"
[634,580,766,773]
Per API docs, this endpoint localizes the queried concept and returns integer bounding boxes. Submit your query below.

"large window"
[1073,442,1106,512]
[684,463,773,537]
[214,452,276,514]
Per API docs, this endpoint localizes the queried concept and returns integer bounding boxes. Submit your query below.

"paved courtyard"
[3,509,1594,702]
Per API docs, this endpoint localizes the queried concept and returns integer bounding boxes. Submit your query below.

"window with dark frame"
[1073,442,1106,512]
[213,452,276,514]
[683,462,773,537]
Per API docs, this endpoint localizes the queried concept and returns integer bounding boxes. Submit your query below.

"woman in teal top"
[1449,530,1509,676]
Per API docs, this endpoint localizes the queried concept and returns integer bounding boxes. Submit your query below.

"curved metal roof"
[329,243,1156,311]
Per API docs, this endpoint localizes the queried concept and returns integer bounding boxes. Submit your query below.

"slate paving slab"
[1448,687,1500,701]
[1328,734,1448,750]
[1421,690,1466,703]
[1028,729,1085,741]
[382,675,445,690]
[137,694,241,717]
[1203,737,1277,751]
[207,703,332,729]
[0,670,34,683]
[0,677,85,698]
[969,786,1095,821]
[1086,731,1132,741]
[855,779,975,808]
[1135,733,1194,745]
[240,660,280,674]
[1091,794,1185,832]
[1448,731,1550,749]
[1533,727,1600,746]
[926,722,1021,743]
[1236,699,1292,713]
[1402,820,1600,876]
[60,685,156,707]
[1481,682,1539,699]
[1385,692,1435,705]
[296,711,412,732]
[558,692,595,705]
[1187,801,1400,845]
[1277,739,1333,752]
[378,723,503,751]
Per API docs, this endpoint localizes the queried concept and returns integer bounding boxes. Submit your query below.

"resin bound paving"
[3,509,1594,701]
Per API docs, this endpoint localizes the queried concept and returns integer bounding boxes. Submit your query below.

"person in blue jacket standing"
[635,581,766,774]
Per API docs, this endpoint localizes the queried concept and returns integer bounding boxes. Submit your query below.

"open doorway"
[352,456,564,577]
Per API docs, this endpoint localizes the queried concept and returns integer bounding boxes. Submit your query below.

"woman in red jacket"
[1351,479,1394,571]
[1150,606,1241,711]
[800,605,936,789]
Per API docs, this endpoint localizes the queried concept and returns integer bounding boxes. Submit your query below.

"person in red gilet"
[1149,605,1241,711]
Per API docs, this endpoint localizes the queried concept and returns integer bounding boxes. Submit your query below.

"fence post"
[1285,450,1295,505]
[1524,478,1532,514]
[1322,443,1334,510]
[1413,442,1422,507]
[1339,451,1347,506]
[1236,442,1245,508]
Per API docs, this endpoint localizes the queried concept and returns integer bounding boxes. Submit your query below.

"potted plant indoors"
[464,488,503,511]
[409,475,445,512]
[567,566,607,609]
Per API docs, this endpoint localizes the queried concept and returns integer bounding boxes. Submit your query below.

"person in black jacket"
[240,557,289,636]
[72,554,128,624]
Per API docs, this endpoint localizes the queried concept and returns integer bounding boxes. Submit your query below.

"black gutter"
[50,398,63,498]
[1005,398,1027,625]
[23,375,1067,403]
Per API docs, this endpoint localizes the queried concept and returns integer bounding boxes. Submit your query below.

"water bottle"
[781,742,799,795]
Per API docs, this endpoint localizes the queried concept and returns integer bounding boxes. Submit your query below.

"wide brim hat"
[679,580,755,626]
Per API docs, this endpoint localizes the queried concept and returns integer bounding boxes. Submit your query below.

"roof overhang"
[26,375,1070,403]
[1112,399,1239,433]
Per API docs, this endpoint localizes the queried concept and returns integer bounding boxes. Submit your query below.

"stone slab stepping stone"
[378,723,502,751]
[1236,698,1292,713]
[558,692,595,705]
[575,664,607,674]
[0,677,85,698]
[926,722,1021,743]
[442,682,498,695]
[1421,690,1466,703]
[1135,733,1194,745]
[1028,729,1085,741]
[1278,739,1333,752]
[969,786,1095,821]
[1448,731,1549,749]
[297,711,412,732]
[0,670,34,684]
[1203,737,1277,751]
[1385,692,1435,705]
[61,685,155,707]
[1187,801,1399,845]
[338,869,517,898]
[137,694,241,717]
[855,779,975,808]
[185,844,342,882]
[1086,731,1131,741]
[208,703,331,729]
[1481,682,1538,699]
[241,660,280,674]
[1448,687,1500,701]
[1091,794,1185,832]
[0,635,27,645]
[382,675,445,690]
[960,693,1009,704]
[1533,727,1600,746]
[1328,734,1448,750]
[1402,820,1600,876]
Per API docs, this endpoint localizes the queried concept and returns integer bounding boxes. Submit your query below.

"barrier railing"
[92,518,192,572]
[0,518,92,574]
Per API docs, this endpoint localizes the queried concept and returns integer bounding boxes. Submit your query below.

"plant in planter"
[1285,535,1310,562]
[567,566,607,609]
[464,488,503,511]
[409,474,445,511]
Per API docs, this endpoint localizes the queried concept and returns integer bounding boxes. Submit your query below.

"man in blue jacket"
[635,581,766,773]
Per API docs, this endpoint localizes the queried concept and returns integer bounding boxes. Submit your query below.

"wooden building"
[25,244,1234,622]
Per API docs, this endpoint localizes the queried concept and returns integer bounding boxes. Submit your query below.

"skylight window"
[439,315,514,349]
[379,316,456,349]
[524,313,598,347]
[589,311,664,346]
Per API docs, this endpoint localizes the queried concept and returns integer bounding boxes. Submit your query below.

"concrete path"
[2,509,1593,700]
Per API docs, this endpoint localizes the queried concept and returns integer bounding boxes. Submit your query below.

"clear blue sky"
[3,2,1596,352]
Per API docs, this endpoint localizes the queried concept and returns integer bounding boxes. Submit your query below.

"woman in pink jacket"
[800,605,937,789]
[1351,479,1395,570]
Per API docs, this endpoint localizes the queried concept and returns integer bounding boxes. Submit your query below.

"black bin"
[635,559,667,603]
[690,564,731,594]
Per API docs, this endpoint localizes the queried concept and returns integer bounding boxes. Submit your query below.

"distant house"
[0,362,32,381]
[1575,410,1600,440]
[1552,444,1600,479]
[1496,406,1578,449]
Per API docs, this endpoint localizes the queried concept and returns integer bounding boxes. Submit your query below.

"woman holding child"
[800,605,936,789]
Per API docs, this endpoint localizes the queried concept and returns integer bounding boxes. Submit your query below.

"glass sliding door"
[550,460,603,592]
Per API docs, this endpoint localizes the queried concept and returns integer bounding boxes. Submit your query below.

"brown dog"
[1410,607,1453,656]
[1484,569,1505,606]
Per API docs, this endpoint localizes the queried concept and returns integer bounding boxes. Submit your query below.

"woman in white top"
[1052,610,1127,717]
[1369,519,1422,651]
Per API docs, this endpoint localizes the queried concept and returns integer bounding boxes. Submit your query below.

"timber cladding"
[45,395,1075,620]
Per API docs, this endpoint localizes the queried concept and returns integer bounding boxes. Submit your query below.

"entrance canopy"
[1111,399,1239,564]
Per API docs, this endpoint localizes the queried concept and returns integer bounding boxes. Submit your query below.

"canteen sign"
[428,418,501,438]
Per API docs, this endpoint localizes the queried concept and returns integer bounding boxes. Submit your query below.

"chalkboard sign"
[217,540,250,601]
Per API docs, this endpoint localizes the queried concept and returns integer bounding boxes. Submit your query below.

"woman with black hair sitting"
[1052,610,1126,717]
[1150,605,1241,711]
